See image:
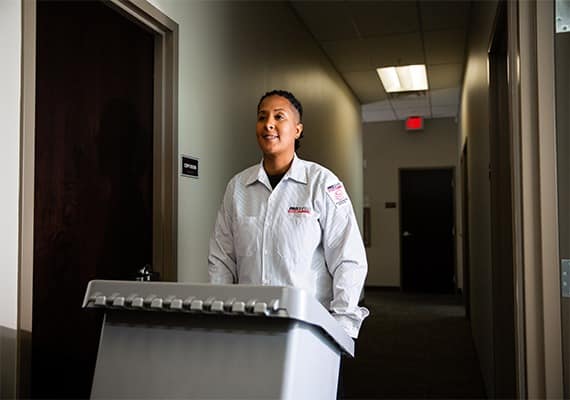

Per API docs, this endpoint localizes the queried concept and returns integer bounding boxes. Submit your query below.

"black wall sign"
[181,155,199,178]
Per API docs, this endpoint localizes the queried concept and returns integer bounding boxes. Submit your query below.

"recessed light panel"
[377,65,429,93]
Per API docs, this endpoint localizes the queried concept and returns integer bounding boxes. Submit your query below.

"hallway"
[342,289,486,399]
[2,1,568,397]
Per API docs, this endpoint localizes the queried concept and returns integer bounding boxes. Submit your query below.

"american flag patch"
[288,206,311,214]
[326,182,348,206]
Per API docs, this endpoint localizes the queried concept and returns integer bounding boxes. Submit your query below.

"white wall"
[363,118,459,287]
[0,0,21,397]
[0,0,21,333]
[459,0,499,395]
[147,0,364,283]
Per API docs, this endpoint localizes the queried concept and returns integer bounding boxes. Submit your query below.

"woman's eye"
[257,115,266,121]
[275,114,284,120]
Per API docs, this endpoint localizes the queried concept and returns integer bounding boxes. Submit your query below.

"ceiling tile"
[391,93,430,120]
[427,63,463,89]
[424,29,466,64]
[431,105,458,118]
[362,108,397,123]
[393,105,431,120]
[365,33,425,67]
[362,99,393,112]
[322,39,372,72]
[430,88,461,107]
[291,2,359,41]
[349,1,420,37]
[343,70,388,103]
[389,92,430,108]
[420,1,470,31]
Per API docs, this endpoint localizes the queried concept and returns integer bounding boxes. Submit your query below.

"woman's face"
[256,95,303,159]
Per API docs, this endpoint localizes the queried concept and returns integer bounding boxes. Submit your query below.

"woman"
[208,89,368,338]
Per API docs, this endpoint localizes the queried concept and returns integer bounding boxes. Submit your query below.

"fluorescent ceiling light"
[376,65,429,93]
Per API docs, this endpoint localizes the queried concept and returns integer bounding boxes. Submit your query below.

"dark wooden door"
[400,169,455,293]
[34,1,154,397]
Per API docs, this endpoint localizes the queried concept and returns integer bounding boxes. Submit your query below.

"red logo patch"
[288,207,311,214]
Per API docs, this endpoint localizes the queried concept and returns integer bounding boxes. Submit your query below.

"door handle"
[136,264,160,281]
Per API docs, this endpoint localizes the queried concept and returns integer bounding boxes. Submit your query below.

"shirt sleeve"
[320,181,369,338]
[208,182,237,284]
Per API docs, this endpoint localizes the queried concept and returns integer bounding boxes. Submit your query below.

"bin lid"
[83,280,355,356]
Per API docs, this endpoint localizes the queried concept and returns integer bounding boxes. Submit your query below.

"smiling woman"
[208,89,369,341]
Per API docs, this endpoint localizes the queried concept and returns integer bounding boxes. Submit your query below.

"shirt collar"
[284,154,308,184]
[245,154,308,186]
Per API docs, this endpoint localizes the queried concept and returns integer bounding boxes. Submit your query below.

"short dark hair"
[257,89,304,151]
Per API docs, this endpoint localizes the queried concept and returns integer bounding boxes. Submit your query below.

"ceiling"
[290,1,471,122]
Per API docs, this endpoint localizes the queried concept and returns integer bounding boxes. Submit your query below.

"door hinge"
[562,260,570,298]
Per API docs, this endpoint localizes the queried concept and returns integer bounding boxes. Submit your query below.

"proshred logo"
[288,206,311,214]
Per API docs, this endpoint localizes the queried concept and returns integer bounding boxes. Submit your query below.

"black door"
[400,169,455,293]
[33,1,154,397]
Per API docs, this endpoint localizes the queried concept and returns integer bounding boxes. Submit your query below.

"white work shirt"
[208,155,369,338]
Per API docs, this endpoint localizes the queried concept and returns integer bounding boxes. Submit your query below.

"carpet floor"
[341,289,487,399]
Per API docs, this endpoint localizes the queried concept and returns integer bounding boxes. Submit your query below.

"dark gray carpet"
[341,289,487,399]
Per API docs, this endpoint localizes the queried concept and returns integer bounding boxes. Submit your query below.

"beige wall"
[0,0,20,397]
[146,0,363,283]
[363,118,458,287]
[459,0,499,395]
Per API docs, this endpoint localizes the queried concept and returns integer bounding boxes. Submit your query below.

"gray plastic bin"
[83,280,354,399]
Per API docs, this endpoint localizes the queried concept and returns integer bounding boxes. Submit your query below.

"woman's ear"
[296,122,304,138]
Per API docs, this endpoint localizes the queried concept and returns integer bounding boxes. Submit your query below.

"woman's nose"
[265,118,275,130]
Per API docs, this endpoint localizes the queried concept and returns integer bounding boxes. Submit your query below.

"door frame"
[512,0,564,397]
[488,3,517,395]
[398,166,457,292]
[18,0,178,396]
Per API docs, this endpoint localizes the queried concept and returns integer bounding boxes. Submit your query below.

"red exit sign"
[405,116,424,131]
